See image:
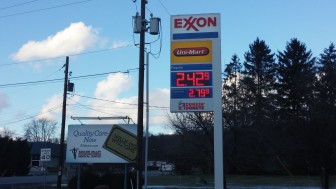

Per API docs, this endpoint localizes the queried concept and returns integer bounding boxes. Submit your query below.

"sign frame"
[170,13,221,113]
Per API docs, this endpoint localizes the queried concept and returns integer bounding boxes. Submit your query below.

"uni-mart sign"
[170,13,221,112]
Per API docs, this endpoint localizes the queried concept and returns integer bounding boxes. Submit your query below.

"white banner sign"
[66,124,137,163]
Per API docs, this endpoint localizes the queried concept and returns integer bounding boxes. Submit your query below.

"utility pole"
[136,0,146,188]
[57,56,69,188]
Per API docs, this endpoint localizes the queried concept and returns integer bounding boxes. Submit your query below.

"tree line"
[166,38,336,188]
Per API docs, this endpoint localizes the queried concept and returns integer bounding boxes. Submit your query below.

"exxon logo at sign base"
[172,14,219,33]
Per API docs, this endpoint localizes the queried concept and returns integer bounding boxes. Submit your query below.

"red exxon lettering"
[174,16,217,31]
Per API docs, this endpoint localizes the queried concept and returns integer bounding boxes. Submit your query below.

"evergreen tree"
[316,43,336,108]
[312,43,336,189]
[241,38,277,126]
[276,38,316,124]
[0,137,31,176]
[223,54,242,128]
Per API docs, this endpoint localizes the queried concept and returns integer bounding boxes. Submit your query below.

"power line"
[0,78,63,88]
[0,44,134,68]
[74,93,138,106]
[157,0,171,15]
[69,68,138,81]
[0,0,95,19]
[0,0,39,10]
[0,104,64,126]
[73,93,169,109]
[0,68,138,88]
[68,97,121,117]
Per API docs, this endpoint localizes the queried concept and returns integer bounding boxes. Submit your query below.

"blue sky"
[0,0,335,137]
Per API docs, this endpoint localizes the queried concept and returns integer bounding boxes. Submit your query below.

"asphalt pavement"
[0,174,68,188]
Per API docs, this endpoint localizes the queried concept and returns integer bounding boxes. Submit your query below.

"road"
[0,174,68,188]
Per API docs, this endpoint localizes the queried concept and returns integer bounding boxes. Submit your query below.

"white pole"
[213,14,224,189]
[144,51,149,189]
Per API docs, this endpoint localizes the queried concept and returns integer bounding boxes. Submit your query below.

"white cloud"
[147,88,170,126]
[84,73,170,134]
[38,94,63,120]
[38,93,80,121]
[0,93,9,113]
[12,22,100,61]
[111,40,132,49]
[94,73,132,99]
[85,73,135,122]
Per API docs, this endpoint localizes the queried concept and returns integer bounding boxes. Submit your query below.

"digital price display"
[171,71,212,87]
[189,88,211,98]
[171,87,213,99]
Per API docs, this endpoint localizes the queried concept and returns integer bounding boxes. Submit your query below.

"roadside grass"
[148,174,214,186]
[148,174,336,188]
[227,175,327,187]
[11,175,336,188]
[16,186,67,189]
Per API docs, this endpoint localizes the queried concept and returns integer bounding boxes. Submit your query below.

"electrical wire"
[6,65,64,95]
[0,68,138,88]
[0,0,39,10]
[69,68,138,81]
[74,93,138,106]
[0,44,134,68]
[0,0,96,19]
[68,97,121,117]
[73,93,169,109]
[0,104,64,126]
[157,0,171,16]
[0,78,64,88]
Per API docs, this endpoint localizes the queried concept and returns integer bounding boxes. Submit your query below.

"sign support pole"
[212,21,224,189]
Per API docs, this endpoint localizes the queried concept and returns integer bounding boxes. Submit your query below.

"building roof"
[29,142,65,157]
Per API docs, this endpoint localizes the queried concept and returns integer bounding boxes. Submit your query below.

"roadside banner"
[66,124,137,163]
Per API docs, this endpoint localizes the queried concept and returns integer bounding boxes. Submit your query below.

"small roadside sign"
[103,125,137,163]
[40,148,51,161]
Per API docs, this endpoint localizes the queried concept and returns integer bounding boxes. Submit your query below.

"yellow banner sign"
[171,40,212,64]
[103,125,137,163]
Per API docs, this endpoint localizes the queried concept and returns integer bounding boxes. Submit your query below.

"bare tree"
[24,118,57,142]
[0,127,15,138]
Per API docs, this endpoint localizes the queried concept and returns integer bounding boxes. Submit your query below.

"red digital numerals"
[176,72,210,87]
[188,88,211,98]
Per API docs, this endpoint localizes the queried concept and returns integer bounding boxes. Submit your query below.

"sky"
[0,0,336,138]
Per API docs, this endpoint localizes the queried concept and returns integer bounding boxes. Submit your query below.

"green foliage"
[276,38,316,123]
[0,137,31,176]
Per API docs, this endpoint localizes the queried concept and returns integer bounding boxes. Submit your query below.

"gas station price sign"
[170,13,220,112]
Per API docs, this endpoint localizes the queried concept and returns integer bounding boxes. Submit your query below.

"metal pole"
[124,164,128,189]
[144,51,149,189]
[77,164,81,189]
[136,0,146,188]
[57,56,69,188]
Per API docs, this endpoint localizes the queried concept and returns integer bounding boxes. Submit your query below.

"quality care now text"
[73,130,109,143]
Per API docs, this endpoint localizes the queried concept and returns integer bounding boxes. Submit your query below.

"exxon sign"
[171,14,219,33]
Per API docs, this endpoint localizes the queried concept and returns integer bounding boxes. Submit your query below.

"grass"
[227,175,324,187]
[7,175,336,188]
[148,174,214,186]
[147,174,336,188]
